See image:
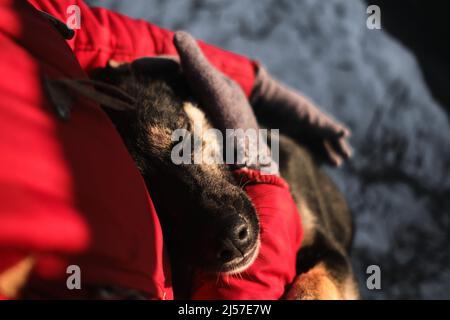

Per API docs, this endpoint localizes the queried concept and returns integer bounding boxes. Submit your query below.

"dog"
[61,57,359,299]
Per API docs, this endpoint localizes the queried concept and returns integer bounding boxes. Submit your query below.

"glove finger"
[310,112,351,140]
[174,31,216,77]
[173,31,258,131]
[334,137,353,159]
[323,140,344,167]
[296,96,351,139]
[173,31,231,100]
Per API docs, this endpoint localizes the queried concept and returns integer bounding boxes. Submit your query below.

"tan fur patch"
[286,263,344,300]
[342,275,360,300]
[0,256,34,298]
[183,102,224,176]
[298,201,317,247]
[108,59,127,68]
[148,125,173,152]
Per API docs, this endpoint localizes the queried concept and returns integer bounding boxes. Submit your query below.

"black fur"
[92,60,358,299]
[93,61,260,297]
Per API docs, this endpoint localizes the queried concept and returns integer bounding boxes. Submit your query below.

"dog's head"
[80,58,261,274]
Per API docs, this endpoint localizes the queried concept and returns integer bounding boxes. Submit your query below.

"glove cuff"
[232,168,288,189]
[228,132,279,175]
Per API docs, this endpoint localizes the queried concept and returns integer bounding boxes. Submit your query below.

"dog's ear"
[44,77,135,120]
[131,57,181,78]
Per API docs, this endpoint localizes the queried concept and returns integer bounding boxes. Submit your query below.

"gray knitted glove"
[251,66,352,166]
[174,31,278,174]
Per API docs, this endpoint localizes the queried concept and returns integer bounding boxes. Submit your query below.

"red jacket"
[0,0,301,300]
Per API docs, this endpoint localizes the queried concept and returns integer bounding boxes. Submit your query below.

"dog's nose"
[217,216,253,264]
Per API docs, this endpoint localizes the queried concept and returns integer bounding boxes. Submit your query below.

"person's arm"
[28,0,257,97]
[29,1,352,164]
[192,170,302,300]
[174,32,302,299]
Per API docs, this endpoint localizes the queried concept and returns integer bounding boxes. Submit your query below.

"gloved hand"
[251,65,352,166]
[173,31,278,175]
[173,31,302,300]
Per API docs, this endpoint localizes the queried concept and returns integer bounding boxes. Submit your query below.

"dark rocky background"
[86,0,450,299]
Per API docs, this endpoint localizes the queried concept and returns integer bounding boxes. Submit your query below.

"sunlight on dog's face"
[178,101,261,274]
[99,58,261,274]
[154,165,261,274]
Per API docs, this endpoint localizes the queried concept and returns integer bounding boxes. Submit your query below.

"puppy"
[92,59,261,297]
[62,58,358,299]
